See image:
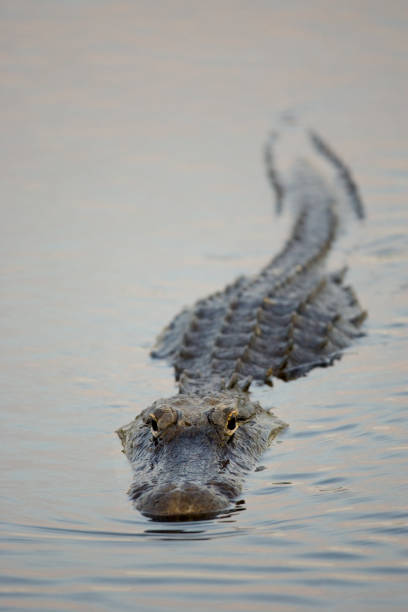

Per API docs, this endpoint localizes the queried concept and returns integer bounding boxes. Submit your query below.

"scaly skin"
[117,132,366,520]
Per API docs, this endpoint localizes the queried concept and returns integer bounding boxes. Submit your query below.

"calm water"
[1,1,407,610]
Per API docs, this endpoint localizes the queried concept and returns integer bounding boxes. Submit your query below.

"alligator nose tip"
[137,484,229,520]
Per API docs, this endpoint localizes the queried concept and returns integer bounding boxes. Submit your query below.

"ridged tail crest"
[151,131,366,393]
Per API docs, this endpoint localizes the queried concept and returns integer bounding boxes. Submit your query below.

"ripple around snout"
[136,483,230,521]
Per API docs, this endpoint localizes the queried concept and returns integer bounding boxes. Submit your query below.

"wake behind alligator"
[117,130,366,521]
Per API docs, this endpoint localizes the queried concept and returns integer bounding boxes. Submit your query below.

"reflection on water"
[1,0,408,610]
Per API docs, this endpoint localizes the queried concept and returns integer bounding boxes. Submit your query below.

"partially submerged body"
[117,131,366,520]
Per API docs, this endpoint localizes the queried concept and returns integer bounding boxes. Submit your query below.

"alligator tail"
[309,130,365,220]
[152,130,367,394]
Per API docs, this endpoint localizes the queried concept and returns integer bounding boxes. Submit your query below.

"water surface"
[1,1,407,610]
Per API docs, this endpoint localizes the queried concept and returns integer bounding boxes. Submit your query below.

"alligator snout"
[136,483,229,520]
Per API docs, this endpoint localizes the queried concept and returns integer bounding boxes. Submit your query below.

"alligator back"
[152,133,366,393]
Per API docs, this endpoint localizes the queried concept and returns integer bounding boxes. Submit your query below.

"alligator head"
[117,391,285,521]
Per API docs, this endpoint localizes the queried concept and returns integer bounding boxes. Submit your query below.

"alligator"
[117,130,366,521]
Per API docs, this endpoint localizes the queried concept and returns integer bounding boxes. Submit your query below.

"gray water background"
[1,1,407,610]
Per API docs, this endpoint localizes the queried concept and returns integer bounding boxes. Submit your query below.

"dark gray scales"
[151,133,366,394]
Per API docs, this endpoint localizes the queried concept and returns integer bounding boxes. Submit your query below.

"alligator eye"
[227,416,236,430]
[226,413,238,435]
[150,415,159,436]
